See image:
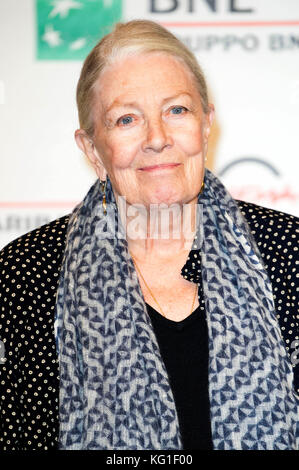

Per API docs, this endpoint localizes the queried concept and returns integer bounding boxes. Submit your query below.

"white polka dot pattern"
[0,216,69,450]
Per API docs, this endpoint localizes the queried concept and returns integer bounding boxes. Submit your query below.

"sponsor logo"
[150,0,254,14]
[219,156,280,178]
[36,0,122,60]
[219,157,299,207]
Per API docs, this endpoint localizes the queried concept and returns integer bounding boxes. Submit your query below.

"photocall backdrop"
[0,0,298,248]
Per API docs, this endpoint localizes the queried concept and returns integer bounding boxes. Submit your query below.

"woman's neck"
[119,197,199,263]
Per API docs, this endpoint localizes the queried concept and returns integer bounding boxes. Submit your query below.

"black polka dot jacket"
[0,200,298,450]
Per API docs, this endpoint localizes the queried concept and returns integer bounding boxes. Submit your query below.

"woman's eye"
[170,106,188,115]
[117,115,134,126]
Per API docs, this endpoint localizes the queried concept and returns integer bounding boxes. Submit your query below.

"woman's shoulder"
[236,199,298,285]
[237,199,298,229]
[0,214,70,308]
[0,214,70,268]
[236,199,298,252]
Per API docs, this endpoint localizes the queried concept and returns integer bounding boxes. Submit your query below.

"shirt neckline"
[145,302,202,331]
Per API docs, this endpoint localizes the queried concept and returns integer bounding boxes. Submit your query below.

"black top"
[146,302,213,450]
[0,200,298,450]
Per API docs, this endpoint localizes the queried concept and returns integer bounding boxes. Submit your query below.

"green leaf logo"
[36,0,123,60]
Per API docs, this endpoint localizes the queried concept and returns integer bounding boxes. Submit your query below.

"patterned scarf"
[55,169,298,450]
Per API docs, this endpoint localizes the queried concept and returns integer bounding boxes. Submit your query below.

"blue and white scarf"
[55,169,298,450]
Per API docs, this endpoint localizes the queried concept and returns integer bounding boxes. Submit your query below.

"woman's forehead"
[94,53,200,109]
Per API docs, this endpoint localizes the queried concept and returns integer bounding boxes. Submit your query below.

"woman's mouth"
[138,163,181,172]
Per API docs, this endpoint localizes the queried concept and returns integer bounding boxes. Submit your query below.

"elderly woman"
[0,20,298,451]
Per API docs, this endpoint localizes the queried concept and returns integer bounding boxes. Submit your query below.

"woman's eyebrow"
[106,100,139,113]
[161,92,193,104]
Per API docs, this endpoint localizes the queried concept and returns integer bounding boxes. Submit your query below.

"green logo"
[36,0,123,60]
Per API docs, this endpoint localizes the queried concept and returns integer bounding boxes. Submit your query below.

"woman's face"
[78,53,214,207]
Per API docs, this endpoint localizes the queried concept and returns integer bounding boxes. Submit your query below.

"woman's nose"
[142,119,173,153]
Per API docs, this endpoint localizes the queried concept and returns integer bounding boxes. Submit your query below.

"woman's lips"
[138,163,181,172]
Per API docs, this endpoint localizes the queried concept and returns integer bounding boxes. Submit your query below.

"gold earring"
[200,181,204,194]
[100,179,107,215]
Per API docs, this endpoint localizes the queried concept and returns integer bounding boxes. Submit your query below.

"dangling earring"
[200,180,204,194]
[100,179,107,215]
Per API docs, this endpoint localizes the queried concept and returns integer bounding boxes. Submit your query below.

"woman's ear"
[204,103,215,140]
[74,129,107,180]
[202,103,215,156]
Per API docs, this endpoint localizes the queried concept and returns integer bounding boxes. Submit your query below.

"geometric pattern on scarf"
[55,169,298,450]
[198,171,298,449]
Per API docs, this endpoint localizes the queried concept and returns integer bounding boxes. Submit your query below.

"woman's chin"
[142,189,187,207]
